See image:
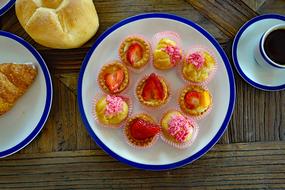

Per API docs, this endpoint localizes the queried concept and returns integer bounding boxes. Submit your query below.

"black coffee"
[264,29,285,65]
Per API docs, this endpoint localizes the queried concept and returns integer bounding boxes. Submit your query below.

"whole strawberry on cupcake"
[124,114,161,148]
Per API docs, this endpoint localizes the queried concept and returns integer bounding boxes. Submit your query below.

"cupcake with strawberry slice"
[179,85,212,119]
[98,61,129,94]
[136,73,169,108]
[119,35,151,71]
[124,114,161,148]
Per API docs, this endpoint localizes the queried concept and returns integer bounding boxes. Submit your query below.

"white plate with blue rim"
[0,0,15,16]
[0,31,53,158]
[78,13,236,170]
[232,14,285,91]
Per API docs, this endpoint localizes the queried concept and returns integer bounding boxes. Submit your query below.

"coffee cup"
[254,24,285,69]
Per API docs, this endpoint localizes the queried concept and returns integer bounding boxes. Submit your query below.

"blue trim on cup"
[0,0,15,16]
[78,13,236,171]
[0,31,53,158]
[232,14,285,91]
[259,34,285,69]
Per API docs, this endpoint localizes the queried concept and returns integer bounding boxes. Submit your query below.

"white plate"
[0,31,53,158]
[0,0,15,16]
[78,13,236,170]
[232,14,285,91]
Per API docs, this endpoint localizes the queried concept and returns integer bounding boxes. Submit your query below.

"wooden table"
[1,0,285,189]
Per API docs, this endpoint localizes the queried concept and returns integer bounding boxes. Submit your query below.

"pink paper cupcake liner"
[134,73,172,111]
[92,93,133,129]
[152,31,182,50]
[123,113,160,149]
[180,46,218,86]
[177,84,213,121]
[160,110,199,149]
[118,34,153,74]
[97,60,131,95]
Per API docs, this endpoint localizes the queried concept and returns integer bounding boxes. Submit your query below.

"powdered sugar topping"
[168,114,192,143]
[105,95,124,116]
[162,45,182,65]
[187,51,205,69]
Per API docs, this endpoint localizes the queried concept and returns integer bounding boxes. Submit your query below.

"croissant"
[0,63,38,116]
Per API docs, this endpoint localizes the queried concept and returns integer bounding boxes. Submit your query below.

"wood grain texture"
[0,142,285,189]
[186,0,258,38]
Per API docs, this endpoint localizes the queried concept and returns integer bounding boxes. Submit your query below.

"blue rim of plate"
[0,31,53,158]
[78,13,236,170]
[0,0,15,16]
[232,14,285,91]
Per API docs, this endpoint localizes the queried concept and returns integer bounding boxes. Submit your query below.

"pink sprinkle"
[105,95,124,116]
[162,45,182,65]
[187,51,205,69]
[168,115,191,143]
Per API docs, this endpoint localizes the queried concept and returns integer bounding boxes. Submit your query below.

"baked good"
[153,38,183,70]
[179,85,212,117]
[16,0,99,49]
[95,95,129,126]
[0,63,37,116]
[119,36,151,70]
[161,110,196,148]
[136,73,169,107]
[98,61,129,94]
[182,49,216,83]
[124,114,160,148]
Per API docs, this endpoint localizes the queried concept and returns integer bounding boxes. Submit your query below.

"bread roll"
[16,0,99,49]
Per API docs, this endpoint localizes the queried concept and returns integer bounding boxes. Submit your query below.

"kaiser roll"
[16,0,99,49]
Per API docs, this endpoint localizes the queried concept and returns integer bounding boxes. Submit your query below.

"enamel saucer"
[232,14,285,91]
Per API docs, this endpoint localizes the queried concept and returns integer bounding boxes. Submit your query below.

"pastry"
[136,73,169,107]
[124,114,160,148]
[16,0,99,49]
[179,85,212,117]
[182,49,216,83]
[94,95,129,126]
[0,63,37,116]
[153,37,183,70]
[98,61,129,94]
[161,110,197,148]
[119,36,151,70]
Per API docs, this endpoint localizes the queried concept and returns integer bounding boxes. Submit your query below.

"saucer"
[232,14,285,91]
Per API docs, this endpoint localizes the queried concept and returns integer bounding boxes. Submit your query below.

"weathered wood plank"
[241,0,266,11]
[186,0,258,38]
[1,142,284,189]
[257,0,285,14]
[0,0,228,49]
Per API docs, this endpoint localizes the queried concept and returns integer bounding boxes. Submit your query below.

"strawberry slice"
[130,118,160,140]
[126,43,143,65]
[104,69,124,92]
[185,91,201,109]
[142,73,165,101]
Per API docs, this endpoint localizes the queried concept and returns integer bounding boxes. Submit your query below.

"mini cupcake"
[161,110,198,148]
[119,35,151,70]
[94,94,130,127]
[152,31,183,70]
[124,114,160,148]
[179,85,212,118]
[136,73,169,107]
[98,61,129,94]
[182,48,216,84]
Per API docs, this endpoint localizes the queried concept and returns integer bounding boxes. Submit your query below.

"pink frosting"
[162,45,182,65]
[105,95,124,116]
[167,114,192,143]
[187,51,205,69]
